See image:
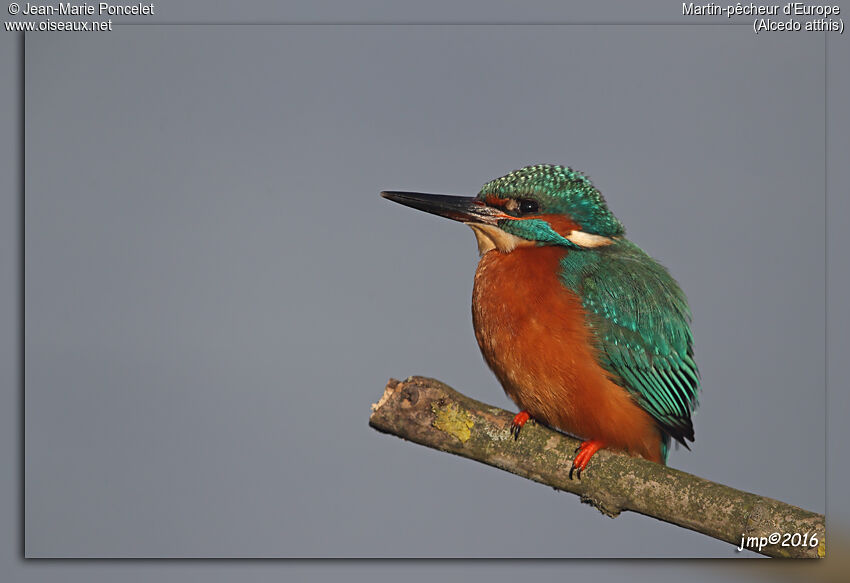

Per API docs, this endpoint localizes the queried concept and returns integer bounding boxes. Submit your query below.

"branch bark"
[369,376,825,559]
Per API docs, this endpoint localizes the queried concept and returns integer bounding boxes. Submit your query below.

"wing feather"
[560,240,700,447]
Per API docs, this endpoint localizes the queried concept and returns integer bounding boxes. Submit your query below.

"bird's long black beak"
[380,191,502,225]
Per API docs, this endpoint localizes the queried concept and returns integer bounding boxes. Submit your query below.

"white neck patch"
[467,223,614,254]
[565,230,615,248]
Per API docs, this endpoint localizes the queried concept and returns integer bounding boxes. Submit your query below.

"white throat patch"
[467,224,530,255]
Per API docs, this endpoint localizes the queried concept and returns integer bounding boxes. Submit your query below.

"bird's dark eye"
[518,199,539,214]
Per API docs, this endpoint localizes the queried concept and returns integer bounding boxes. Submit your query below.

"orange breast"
[471,246,664,462]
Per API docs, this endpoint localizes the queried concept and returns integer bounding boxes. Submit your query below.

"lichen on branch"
[369,376,825,559]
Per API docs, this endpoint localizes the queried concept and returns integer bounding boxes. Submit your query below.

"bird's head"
[381,164,624,254]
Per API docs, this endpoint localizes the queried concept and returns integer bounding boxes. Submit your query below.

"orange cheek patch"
[538,214,581,237]
[479,199,582,234]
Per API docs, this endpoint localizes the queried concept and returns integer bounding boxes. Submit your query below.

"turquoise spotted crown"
[478,164,625,237]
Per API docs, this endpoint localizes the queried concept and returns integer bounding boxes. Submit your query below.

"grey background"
[2,0,847,578]
[24,23,825,558]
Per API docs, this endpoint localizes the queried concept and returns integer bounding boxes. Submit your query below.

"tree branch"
[369,376,825,558]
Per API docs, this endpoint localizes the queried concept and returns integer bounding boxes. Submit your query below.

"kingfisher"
[381,164,699,477]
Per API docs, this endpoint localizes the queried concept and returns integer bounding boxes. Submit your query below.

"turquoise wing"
[559,240,700,449]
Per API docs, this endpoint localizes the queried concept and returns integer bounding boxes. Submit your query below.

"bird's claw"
[569,440,604,480]
[509,411,531,440]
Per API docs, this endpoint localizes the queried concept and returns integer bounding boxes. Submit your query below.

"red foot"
[510,411,531,440]
[570,440,604,479]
